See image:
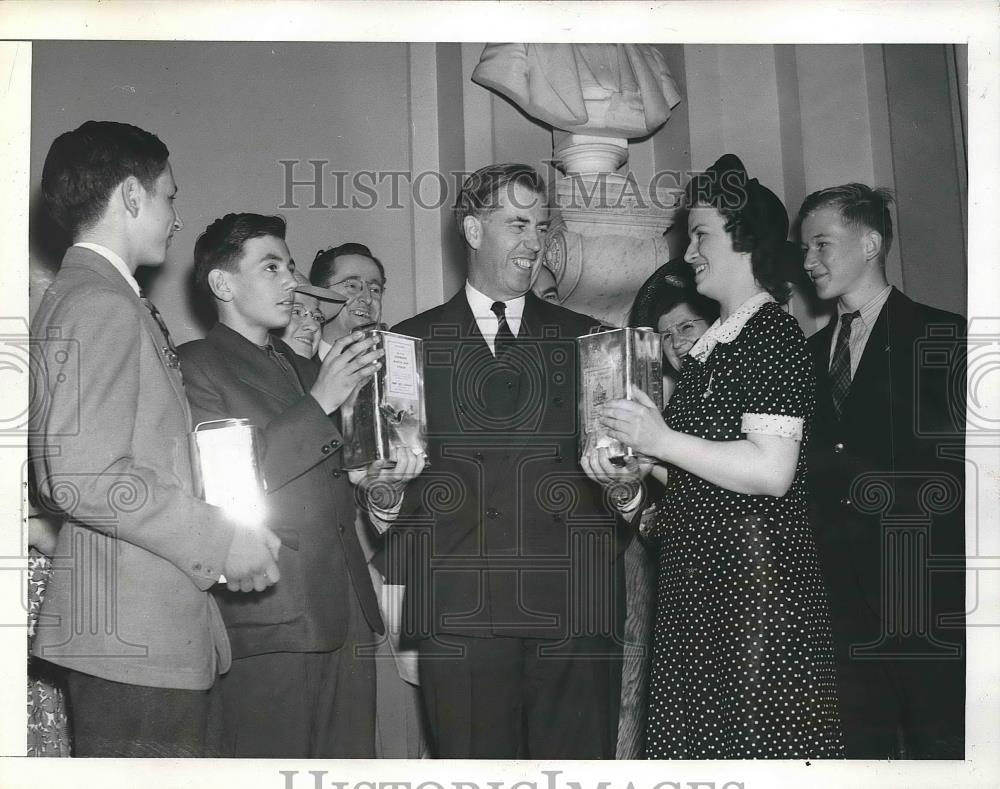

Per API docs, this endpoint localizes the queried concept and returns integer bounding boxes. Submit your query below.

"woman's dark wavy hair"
[684,154,799,304]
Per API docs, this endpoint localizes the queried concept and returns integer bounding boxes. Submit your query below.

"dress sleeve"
[740,307,815,441]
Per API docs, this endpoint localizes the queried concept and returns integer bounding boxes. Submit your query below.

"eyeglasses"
[660,318,707,343]
[329,276,385,300]
[291,304,326,325]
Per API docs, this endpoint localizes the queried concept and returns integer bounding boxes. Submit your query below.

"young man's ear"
[862,229,883,263]
[463,215,483,250]
[207,268,233,302]
[120,176,143,219]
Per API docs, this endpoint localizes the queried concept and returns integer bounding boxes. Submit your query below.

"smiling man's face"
[800,205,876,303]
[466,181,549,302]
[320,253,384,341]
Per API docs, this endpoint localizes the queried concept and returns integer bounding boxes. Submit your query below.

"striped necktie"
[491,300,515,359]
[139,292,180,369]
[829,310,860,417]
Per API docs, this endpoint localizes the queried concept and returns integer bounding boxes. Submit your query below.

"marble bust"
[472,43,681,139]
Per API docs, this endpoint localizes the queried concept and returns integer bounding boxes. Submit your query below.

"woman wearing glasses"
[278,272,329,359]
[599,155,842,759]
[630,258,719,398]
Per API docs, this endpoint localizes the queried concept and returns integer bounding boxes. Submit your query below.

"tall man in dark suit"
[387,164,633,758]
[178,213,423,757]
[30,122,281,756]
[798,184,966,758]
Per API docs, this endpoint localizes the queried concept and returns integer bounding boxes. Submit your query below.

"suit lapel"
[283,341,319,390]
[63,248,191,414]
[809,320,838,433]
[841,289,898,419]
[480,294,562,502]
[207,323,302,408]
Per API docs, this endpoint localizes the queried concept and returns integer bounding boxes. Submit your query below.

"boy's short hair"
[41,121,169,237]
[798,183,895,263]
[193,213,287,298]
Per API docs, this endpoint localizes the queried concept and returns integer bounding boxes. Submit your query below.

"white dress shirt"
[74,242,141,296]
[829,284,893,378]
[464,281,525,355]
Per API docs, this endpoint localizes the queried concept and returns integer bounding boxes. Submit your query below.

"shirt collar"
[464,281,526,323]
[74,242,141,296]
[689,291,775,362]
[838,284,892,329]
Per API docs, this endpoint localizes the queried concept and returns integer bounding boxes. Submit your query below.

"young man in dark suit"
[30,122,281,756]
[385,164,636,759]
[798,184,966,758]
[178,213,424,757]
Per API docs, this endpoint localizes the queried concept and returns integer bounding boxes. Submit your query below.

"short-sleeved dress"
[644,294,843,759]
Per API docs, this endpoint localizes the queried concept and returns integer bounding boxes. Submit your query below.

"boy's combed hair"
[193,213,287,297]
[41,120,170,237]
[798,183,895,262]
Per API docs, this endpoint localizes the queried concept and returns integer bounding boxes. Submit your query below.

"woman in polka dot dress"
[599,154,843,759]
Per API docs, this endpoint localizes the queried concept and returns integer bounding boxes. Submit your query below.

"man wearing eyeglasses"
[306,241,428,757]
[308,242,387,360]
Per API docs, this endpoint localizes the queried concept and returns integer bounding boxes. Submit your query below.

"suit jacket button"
[474,451,484,461]
[332,470,342,478]
[486,507,500,519]
[833,442,845,453]
[330,440,341,449]
[321,444,331,454]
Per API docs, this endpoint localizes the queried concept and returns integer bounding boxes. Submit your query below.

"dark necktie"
[139,292,179,369]
[830,310,860,417]
[491,300,515,359]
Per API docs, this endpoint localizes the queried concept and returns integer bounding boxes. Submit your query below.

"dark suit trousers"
[211,585,376,758]
[66,669,216,757]
[419,634,619,759]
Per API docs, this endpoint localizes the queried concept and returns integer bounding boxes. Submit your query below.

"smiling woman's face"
[657,302,710,372]
[281,291,324,358]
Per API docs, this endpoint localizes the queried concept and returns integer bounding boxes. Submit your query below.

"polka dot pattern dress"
[645,298,843,759]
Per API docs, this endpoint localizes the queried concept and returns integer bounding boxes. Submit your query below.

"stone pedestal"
[545,132,679,327]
